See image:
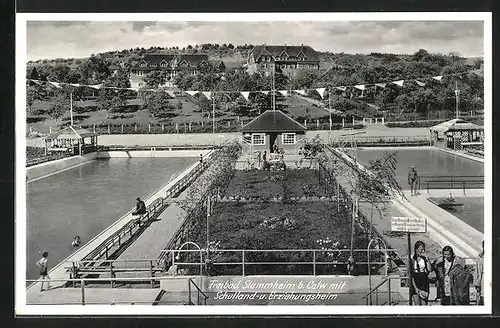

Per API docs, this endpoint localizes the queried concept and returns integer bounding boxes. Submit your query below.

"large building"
[247,44,320,77]
[129,54,225,88]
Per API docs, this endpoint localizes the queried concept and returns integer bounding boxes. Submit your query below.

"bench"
[428,197,464,210]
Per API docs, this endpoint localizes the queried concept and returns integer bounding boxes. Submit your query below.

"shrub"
[385,120,446,128]
[26,116,46,123]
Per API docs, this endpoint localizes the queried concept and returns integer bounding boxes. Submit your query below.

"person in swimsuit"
[72,236,81,247]
[36,251,51,292]
[408,165,419,196]
[132,197,146,216]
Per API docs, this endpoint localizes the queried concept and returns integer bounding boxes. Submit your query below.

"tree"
[143,70,169,88]
[145,91,177,118]
[290,69,318,89]
[46,92,68,124]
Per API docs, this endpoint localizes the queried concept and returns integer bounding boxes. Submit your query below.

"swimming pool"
[443,197,484,233]
[26,157,196,280]
[353,148,484,189]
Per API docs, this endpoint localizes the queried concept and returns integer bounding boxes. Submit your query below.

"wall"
[96,149,212,158]
[27,152,97,181]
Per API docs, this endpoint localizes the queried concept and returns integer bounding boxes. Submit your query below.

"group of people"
[410,240,484,306]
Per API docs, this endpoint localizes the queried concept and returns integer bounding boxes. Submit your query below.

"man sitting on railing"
[132,197,147,216]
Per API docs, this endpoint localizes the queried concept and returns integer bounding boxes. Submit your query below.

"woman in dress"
[410,241,432,305]
[435,245,464,305]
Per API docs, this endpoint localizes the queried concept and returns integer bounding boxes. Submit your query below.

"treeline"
[26,47,484,123]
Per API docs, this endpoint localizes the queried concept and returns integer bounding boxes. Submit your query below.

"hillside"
[25,45,484,134]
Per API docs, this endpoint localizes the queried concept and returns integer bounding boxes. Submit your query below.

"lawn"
[27,94,331,134]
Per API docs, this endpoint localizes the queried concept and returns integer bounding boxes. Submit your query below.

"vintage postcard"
[15,12,492,315]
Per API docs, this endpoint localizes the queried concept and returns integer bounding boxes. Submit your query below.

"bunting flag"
[185,90,199,96]
[415,80,426,87]
[240,91,250,101]
[354,84,365,91]
[293,89,306,96]
[49,81,62,88]
[335,86,347,91]
[127,87,138,91]
[166,91,176,98]
[260,91,269,95]
[278,90,288,97]
[315,88,326,98]
[392,80,404,87]
[30,79,42,85]
[375,83,387,88]
[432,76,443,82]
[69,83,81,87]
[202,91,212,100]
[88,84,102,89]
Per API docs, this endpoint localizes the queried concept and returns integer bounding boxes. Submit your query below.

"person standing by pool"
[36,251,51,292]
[408,165,419,196]
[410,241,432,305]
[473,240,484,305]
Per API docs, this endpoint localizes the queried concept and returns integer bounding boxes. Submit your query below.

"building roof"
[46,126,98,140]
[429,119,483,134]
[132,54,209,69]
[250,44,320,62]
[241,110,307,133]
[208,59,225,68]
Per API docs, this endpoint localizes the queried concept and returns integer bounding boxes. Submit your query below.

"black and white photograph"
[15,12,492,315]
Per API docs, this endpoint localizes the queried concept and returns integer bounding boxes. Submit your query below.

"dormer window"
[179,60,188,67]
[279,51,289,60]
[159,60,168,67]
[139,60,147,67]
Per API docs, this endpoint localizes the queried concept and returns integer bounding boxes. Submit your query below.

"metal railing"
[329,135,431,147]
[188,278,209,305]
[26,277,178,305]
[417,175,484,193]
[159,248,393,276]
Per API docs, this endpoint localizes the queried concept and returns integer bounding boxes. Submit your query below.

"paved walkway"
[26,287,161,305]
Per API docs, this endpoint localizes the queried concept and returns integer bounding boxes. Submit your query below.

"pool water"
[353,148,484,190]
[26,157,196,280]
[443,197,484,233]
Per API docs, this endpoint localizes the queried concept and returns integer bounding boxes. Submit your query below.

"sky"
[25,20,484,61]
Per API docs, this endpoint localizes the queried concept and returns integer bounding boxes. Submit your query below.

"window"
[282,133,296,145]
[252,133,265,145]
[137,71,143,76]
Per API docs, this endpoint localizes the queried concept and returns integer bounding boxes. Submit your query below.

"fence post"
[135,124,137,132]
[150,260,154,288]
[388,278,392,305]
[148,123,151,132]
[313,250,316,276]
[342,118,345,128]
[108,124,110,134]
[176,123,179,134]
[242,250,245,276]
[93,124,96,133]
[304,119,307,127]
[121,124,124,133]
[184,123,187,133]
[81,279,85,305]
[228,121,230,128]
[110,264,114,288]
[316,119,319,128]
[189,122,192,131]
[162,124,164,131]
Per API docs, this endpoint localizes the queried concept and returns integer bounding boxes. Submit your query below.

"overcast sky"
[26,21,484,61]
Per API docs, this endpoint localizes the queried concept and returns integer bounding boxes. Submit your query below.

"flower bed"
[201,201,369,276]
[224,169,327,200]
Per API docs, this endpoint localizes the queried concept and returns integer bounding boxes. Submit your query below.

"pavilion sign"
[391,217,427,233]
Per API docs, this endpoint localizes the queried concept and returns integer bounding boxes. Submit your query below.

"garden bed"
[224,169,328,200]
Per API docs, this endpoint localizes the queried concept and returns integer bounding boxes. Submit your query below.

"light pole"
[367,237,389,305]
[328,86,332,131]
[212,94,216,134]
[175,241,203,287]
[70,90,74,126]
[454,81,460,119]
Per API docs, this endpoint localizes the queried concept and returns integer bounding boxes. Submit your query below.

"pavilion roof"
[240,110,307,133]
[45,126,98,140]
[430,119,483,134]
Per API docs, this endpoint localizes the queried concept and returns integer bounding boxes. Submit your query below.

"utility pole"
[454,81,460,119]
[212,94,216,134]
[329,86,332,130]
[70,91,74,126]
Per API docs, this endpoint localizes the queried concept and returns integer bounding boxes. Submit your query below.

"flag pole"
[70,91,74,126]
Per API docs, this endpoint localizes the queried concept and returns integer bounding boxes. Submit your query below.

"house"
[45,126,99,155]
[429,119,484,150]
[247,44,320,77]
[129,54,225,88]
[241,110,307,153]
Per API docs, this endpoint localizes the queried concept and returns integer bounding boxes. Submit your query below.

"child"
[36,251,51,292]
[72,236,81,247]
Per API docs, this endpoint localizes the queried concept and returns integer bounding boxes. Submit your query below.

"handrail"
[188,278,209,305]
[361,276,391,300]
